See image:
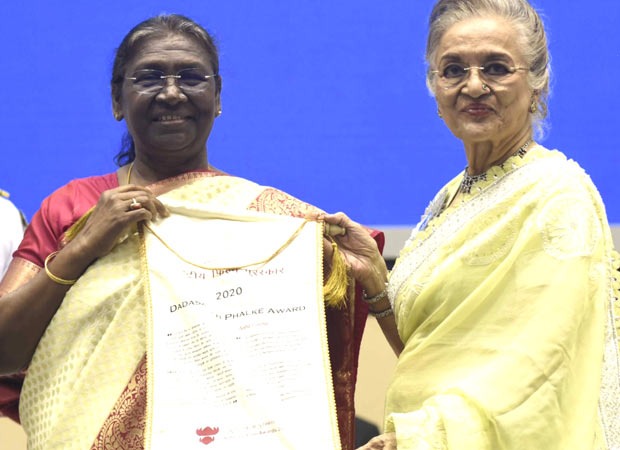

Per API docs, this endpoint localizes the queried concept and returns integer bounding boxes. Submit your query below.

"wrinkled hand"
[316,212,388,293]
[70,184,169,261]
[356,432,397,450]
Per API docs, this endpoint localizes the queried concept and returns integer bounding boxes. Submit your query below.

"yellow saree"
[385,145,618,449]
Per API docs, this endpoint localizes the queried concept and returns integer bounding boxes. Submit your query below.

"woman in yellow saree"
[324,0,620,448]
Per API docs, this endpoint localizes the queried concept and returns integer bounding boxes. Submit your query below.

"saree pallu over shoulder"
[385,147,617,449]
[18,174,369,450]
[20,234,146,450]
[19,175,292,450]
[0,257,40,297]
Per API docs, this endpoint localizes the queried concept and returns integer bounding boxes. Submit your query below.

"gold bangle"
[44,251,78,286]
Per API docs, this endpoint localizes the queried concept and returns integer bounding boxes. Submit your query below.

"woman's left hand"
[356,432,397,449]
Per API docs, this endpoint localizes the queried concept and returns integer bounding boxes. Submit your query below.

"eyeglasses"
[431,62,529,89]
[125,68,219,95]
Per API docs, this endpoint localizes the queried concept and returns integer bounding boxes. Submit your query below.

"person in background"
[0,14,381,449]
[322,0,619,448]
[0,190,26,277]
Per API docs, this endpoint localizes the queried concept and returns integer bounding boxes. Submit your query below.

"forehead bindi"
[436,16,524,64]
[129,34,213,72]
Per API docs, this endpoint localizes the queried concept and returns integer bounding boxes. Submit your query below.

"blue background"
[1,1,618,225]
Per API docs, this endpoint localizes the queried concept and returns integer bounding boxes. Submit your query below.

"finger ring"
[129,197,141,210]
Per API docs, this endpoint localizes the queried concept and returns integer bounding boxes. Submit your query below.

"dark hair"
[111,14,220,166]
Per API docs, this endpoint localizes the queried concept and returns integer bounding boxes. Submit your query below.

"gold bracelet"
[44,251,78,286]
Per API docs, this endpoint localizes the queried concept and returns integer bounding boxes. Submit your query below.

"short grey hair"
[425,0,551,138]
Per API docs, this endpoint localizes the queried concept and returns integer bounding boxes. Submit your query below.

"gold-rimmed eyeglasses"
[431,62,529,89]
[125,68,219,95]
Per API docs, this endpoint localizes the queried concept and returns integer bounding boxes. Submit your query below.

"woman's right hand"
[67,184,169,264]
[0,185,168,374]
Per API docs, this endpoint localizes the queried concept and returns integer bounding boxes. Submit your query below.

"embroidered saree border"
[385,147,617,448]
[599,265,620,449]
[0,257,40,296]
[19,175,272,449]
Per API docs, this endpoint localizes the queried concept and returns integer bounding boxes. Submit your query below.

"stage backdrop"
[1,1,618,238]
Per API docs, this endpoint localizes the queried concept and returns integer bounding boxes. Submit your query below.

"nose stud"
[482,83,489,91]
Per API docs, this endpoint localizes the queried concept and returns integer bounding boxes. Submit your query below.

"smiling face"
[113,33,221,170]
[432,16,534,147]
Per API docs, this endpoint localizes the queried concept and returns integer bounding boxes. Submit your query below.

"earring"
[437,108,442,118]
[217,108,222,117]
[530,100,537,114]
[114,112,123,121]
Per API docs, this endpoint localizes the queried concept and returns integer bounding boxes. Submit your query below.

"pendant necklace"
[459,140,532,194]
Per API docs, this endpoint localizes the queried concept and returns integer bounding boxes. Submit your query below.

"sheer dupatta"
[385,147,617,449]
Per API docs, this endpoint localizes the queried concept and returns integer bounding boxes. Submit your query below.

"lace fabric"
[388,145,547,313]
[599,251,620,449]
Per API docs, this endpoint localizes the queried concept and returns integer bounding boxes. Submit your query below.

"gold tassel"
[323,237,350,308]
[63,207,95,243]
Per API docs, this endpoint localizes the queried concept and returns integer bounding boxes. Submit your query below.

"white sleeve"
[0,197,25,277]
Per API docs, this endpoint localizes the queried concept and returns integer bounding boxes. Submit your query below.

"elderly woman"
[0,14,381,449]
[324,0,619,448]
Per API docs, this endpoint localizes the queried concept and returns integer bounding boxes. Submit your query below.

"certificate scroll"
[142,210,340,449]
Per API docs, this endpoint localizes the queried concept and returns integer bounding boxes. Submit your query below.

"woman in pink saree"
[0,14,382,449]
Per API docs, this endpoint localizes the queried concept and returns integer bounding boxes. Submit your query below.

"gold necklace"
[126,162,134,184]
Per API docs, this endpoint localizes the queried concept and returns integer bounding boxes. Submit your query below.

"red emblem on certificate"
[196,426,220,445]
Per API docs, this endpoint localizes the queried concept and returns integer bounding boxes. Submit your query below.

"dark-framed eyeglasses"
[125,68,219,95]
[431,62,529,89]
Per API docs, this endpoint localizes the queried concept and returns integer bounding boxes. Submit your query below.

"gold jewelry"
[44,251,77,286]
[126,161,134,184]
[129,197,141,210]
[530,100,537,113]
[437,108,442,118]
[125,163,142,210]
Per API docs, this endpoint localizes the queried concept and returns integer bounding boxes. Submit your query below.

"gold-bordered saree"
[8,172,373,450]
[385,145,620,449]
